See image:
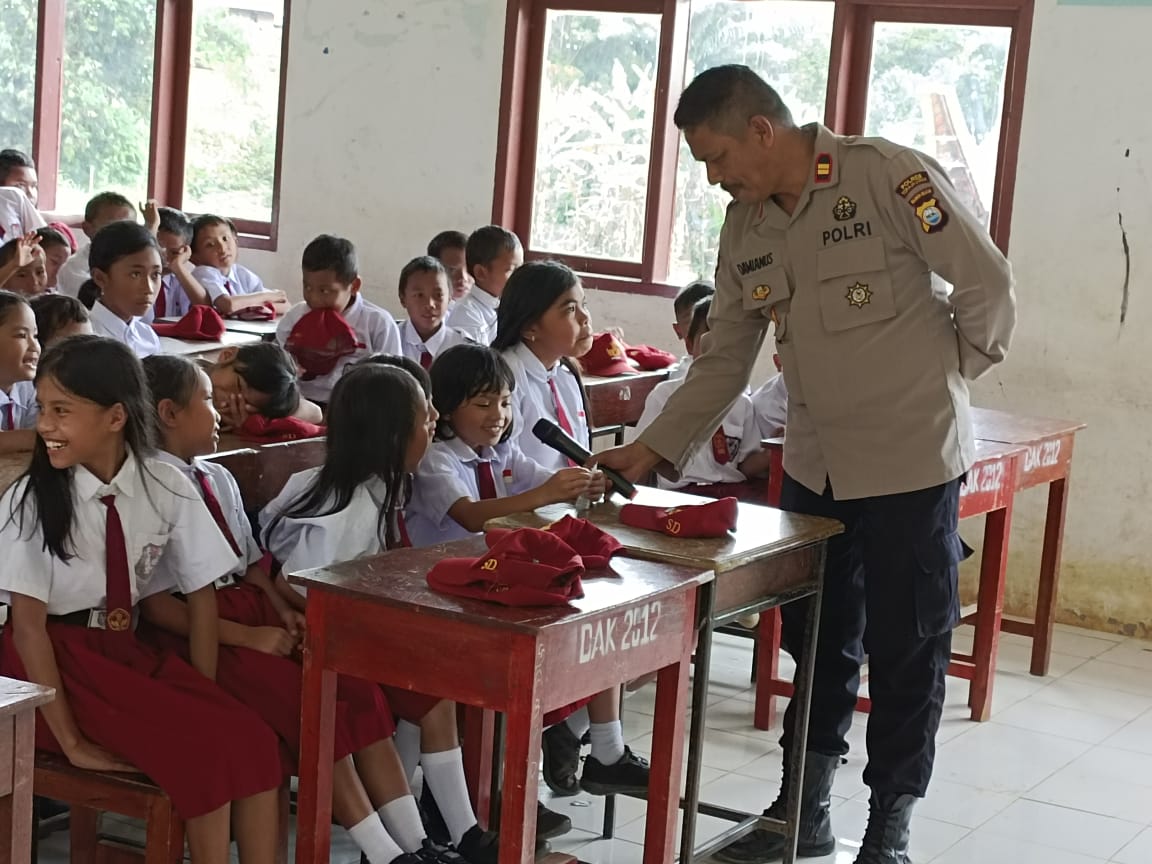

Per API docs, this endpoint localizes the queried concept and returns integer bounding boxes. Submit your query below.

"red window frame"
[28,0,291,251]
[495,0,1033,297]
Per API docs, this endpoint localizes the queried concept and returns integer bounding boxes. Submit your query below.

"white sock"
[589,720,625,765]
[422,747,478,847]
[348,813,405,864]
[565,706,590,738]
[394,719,422,785]
[378,796,427,854]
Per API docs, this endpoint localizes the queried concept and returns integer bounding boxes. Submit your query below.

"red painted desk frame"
[1,677,54,864]
[290,541,708,864]
[970,408,1086,676]
[754,440,1024,726]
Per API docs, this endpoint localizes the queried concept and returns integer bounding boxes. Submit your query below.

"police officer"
[595,66,1016,864]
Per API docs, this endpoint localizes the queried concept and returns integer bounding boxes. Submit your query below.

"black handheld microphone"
[532,419,637,500]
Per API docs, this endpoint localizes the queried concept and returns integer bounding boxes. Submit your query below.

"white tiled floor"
[33,623,1152,863]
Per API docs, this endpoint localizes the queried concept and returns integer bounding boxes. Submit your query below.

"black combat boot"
[714,751,839,863]
[854,792,916,864]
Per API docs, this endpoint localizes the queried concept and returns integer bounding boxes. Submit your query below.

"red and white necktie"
[419,350,434,371]
[1,403,14,431]
[547,376,577,466]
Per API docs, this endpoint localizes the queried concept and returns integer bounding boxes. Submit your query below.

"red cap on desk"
[236,414,325,443]
[620,497,739,539]
[427,528,585,606]
[625,344,677,371]
[486,515,621,570]
[285,308,362,379]
[229,302,277,321]
[580,332,636,377]
[151,306,227,340]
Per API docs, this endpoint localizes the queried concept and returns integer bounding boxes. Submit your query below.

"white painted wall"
[249,0,1152,634]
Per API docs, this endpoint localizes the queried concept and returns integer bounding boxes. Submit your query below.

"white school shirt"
[406,436,554,547]
[0,381,38,431]
[0,455,235,614]
[0,188,46,244]
[398,320,470,366]
[502,342,589,471]
[143,274,192,323]
[637,378,761,488]
[260,468,401,594]
[275,294,403,402]
[668,355,691,382]
[193,263,265,303]
[445,286,499,345]
[154,452,262,587]
[56,238,90,298]
[88,300,161,358]
[752,373,789,440]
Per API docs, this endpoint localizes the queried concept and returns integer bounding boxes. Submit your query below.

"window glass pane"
[530,10,660,262]
[0,0,38,157]
[184,0,284,224]
[669,0,835,286]
[865,22,1011,228]
[58,0,157,215]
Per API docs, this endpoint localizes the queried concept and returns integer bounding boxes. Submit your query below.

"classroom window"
[529,10,661,264]
[0,0,39,156]
[14,0,288,247]
[863,22,1012,229]
[57,0,157,215]
[183,0,285,224]
[669,0,834,286]
[495,0,1032,296]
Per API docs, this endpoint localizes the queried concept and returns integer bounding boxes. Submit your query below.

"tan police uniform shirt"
[640,124,1016,500]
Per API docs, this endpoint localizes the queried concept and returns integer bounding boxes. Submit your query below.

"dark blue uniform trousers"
[779,472,968,797]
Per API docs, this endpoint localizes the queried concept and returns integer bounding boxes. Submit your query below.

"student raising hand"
[141,199,160,235]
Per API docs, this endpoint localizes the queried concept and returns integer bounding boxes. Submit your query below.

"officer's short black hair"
[674,65,794,135]
[674,280,715,318]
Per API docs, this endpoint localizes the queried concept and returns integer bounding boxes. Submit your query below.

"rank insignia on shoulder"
[833,196,857,221]
[896,171,930,198]
[815,153,833,183]
[846,282,872,309]
[751,284,772,301]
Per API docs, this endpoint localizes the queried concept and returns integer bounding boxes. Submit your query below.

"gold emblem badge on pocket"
[751,284,772,302]
[846,282,873,309]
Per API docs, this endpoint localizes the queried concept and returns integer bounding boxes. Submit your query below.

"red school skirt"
[142,581,395,772]
[0,623,282,819]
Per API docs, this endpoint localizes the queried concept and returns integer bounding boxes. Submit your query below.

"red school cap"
[151,305,227,341]
[486,515,621,570]
[619,496,739,539]
[284,308,362,379]
[236,414,325,443]
[579,332,636,377]
[427,528,586,606]
[625,344,677,371]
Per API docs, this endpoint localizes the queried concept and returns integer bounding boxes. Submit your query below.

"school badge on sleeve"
[846,282,873,309]
[907,187,949,234]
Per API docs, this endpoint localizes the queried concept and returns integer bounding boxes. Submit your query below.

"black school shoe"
[413,838,467,863]
[542,722,583,796]
[537,800,573,839]
[456,824,500,864]
[578,747,650,796]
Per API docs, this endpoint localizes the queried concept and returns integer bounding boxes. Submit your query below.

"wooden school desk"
[157,330,262,362]
[290,540,709,864]
[490,488,841,864]
[0,677,54,864]
[207,435,326,513]
[970,408,1086,676]
[583,370,669,445]
[755,440,1024,725]
[0,455,28,496]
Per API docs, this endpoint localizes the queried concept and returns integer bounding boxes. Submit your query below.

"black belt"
[47,610,98,626]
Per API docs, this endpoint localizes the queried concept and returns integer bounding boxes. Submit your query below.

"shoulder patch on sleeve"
[896,172,931,199]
